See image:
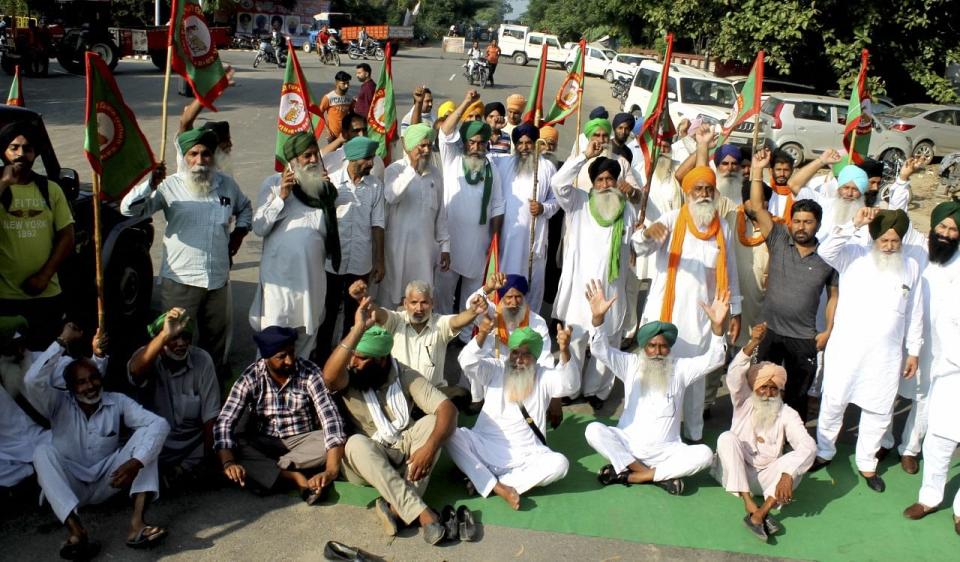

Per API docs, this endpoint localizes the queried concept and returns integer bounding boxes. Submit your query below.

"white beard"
[591,188,625,222]
[750,394,783,433]
[0,354,30,401]
[502,304,528,331]
[75,390,102,405]
[293,161,328,199]
[690,197,717,229]
[638,355,673,395]
[871,246,904,276]
[162,347,189,361]
[832,197,863,226]
[464,154,486,175]
[513,152,535,177]
[504,363,536,403]
[716,171,743,204]
[413,155,430,174]
[652,155,676,186]
[214,147,233,176]
[185,165,214,196]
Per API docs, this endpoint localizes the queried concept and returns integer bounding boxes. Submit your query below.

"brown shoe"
[900,454,919,474]
[903,503,936,520]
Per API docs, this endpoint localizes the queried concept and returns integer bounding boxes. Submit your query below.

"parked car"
[878,104,960,164]
[622,59,737,126]
[563,43,616,76]
[603,53,652,82]
[497,23,569,67]
[728,76,819,97]
[731,93,912,165]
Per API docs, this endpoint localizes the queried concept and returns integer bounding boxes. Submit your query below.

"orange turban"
[539,125,559,143]
[681,165,716,193]
[460,99,485,122]
[747,361,787,391]
[506,94,526,112]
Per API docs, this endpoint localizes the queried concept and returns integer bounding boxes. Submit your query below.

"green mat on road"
[328,413,959,561]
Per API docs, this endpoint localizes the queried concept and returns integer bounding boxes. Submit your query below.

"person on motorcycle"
[270,22,286,55]
[464,41,483,78]
[317,25,331,57]
[357,26,369,51]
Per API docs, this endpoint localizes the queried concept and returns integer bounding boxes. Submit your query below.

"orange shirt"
[319,91,354,140]
[485,45,501,64]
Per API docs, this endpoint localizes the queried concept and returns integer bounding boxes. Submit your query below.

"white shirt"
[323,147,386,181]
[490,154,559,271]
[0,383,49,486]
[400,108,435,136]
[326,166,386,275]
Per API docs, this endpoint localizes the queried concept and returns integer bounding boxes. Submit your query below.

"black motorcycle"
[347,39,384,61]
[253,40,286,68]
[611,76,630,104]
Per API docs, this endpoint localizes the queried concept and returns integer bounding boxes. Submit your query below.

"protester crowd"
[1,59,959,559]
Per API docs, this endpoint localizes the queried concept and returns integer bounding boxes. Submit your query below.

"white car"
[603,53,653,82]
[728,93,912,164]
[563,43,617,77]
[621,60,736,126]
[497,24,569,68]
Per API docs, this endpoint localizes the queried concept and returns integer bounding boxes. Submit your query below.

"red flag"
[274,44,325,171]
[636,34,676,177]
[836,49,872,169]
[521,42,549,125]
[718,51,764,146]
[168,0,230,110]
[6,65,23,106]
[543,39,585,126]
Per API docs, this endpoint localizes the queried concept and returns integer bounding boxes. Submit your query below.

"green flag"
[521,42,549,124]
[835,49,872,173]
[718,51,763,147]
[274,44,324,171]
[6,65,23,106]
[366,43,397,161]
[169,0,229,110]
[543,38,584,126]
[84,52,157,200]
[637,34,676,179]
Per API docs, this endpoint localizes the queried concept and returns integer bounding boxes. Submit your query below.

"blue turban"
[713,144,742,166]
[612,112,636,131]
[589,106,609,120]
[837,164,869,194]
[635,321,678,347]
[253,326,298,359]
[497,274,529,299]
[511,122,539,145]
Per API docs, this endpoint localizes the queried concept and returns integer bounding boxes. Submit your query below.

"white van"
[621,60,736,126]
[562,43,617,77]
[497,24,570,68]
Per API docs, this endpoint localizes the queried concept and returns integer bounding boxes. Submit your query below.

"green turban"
[459,120,491,143]
[282,132,319,164]
[403,123,436,152]
[147,312,196,339]
[344,137,379,161]
[635,321,678,347]
[507,327,543,359]
[0,315,28,347]
[177,128,219,154]
[931,201,960,230]
[355,326,394,358]
[583,118,612,139]
[869,209,910,241]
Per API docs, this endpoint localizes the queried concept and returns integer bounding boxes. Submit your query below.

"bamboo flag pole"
[158,43,174,162]
[751,111,761,154]
[91,174,106,333]
[528,136,546,282]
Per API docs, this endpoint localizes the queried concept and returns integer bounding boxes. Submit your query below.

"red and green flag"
[274,44,324,171]
[521,42,549,125]
[543,38,585,126]
[83,52,157,200]
[367,42,397,161]
[718,50,764,147]
[484,233,500,305]
[836,49,872,171]
[6,65,23,106]
[169,0,229,110]
[636,33,676,181]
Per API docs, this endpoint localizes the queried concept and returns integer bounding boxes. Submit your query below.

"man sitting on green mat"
[584,280,728,496]
[712,322,816,541]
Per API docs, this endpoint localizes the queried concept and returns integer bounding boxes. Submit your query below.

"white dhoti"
[33,438,160,522]
[918,432,960,515]
[584,422,712,481]
[712,431,804,499]
[880,396,928,457]
[815,392,892,473]
[568,325,620,401]
[446,427,568,496]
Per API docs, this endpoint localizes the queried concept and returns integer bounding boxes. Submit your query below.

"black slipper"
[125,525,168,549]
[597,464,630,487]
[302,485,329,505]
[764,515,783,535]
[457,505,478,542]
[59,539,101,561]
[653,478,684,496]
[323,540,375,561]
[743,514,768,541]
[441,504,458,541]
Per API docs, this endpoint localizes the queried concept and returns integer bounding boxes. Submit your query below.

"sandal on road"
[59,539,101,561]
[126,525,168,549]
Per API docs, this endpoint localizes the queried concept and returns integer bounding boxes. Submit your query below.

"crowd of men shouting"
[1,61,960,558]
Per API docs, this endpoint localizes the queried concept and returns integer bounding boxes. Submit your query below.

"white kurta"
[438,129,506,279]
[249,174,328,335]
[381,156,450,306]
[632,208,742,358]
[468,286,554,367]
[925,251,960,443]
[0,383,49,486]
[490,155,558,279]
[819,223,923,413]
[323,147,385,181]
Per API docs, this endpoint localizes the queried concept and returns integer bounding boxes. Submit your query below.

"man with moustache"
[449,317,577,510]
[323,303,458,545]
[122,129,252,379]
[469,273,553,366]
[747,149,838,422]
[128,309,219,484]
[315,136,386,361]
[484,102,512,155]
[400,86,436,136]
[550,141,637,410]
[27,323,171,558]
[903,201,960,534]
[502,94,525,138]
[250,133,341,359]
[585,280,730,495]
[176,65,236,176]
[436,90,505,317]
[319,71,355,143]
[730,179,771,350]
[381,124,450,310]
[712,322,816,541]
[767,150,804,222]
[574,117,642,201]
[490,123,558,313]
[812,207,923,493]
[610,112,636,163]
[785,149,869,234]
[712,144,744,204]
[539,125,560,168]
[633,166,742,442]
[322,112,386,181]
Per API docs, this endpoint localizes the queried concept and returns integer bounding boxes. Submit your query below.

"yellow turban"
[506,94,526,112]
[539,125,559,143]
[460,99,485,122]
[681,166,716,193]
[437,100,456,120]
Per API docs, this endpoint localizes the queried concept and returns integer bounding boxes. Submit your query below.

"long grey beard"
[717,171,743,204]
[833,197,863,226]
[638,355,673,395]
[0,354,30,401]
[652,155,676,186]
[750,394,783,433]
[690,197,717,229]
[504,363,536,403]
[513,152,535,177]
[293,162,329,199]
[214,147,233,176]
[591,188,625,222]
[464,154,486,175]
[502,304,528,331]
[185,165,214,196]
[413,155,430,174]
[871,246,904,276]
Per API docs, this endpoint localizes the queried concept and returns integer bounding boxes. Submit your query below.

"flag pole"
[574,40,585,156]
[158,42,174,162]
[91,173,106,333]
[637,108,664,227]
[528,130,544,282]
[750,112,761,154]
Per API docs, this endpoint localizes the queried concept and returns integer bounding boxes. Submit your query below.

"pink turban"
[747,361,787,391]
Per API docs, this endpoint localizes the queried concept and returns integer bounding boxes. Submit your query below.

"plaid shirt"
[214,358,346,451]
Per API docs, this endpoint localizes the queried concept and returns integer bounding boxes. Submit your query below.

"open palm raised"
[586,279,617,319]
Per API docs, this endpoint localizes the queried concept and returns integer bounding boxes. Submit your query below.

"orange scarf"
[660,205,728,322]
[772,184,793,224]
[736,206,765,247]
[497,304,530,345]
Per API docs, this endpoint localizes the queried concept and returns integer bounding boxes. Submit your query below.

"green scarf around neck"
[588,191,626,283]
[462,157,493,224]
[293,180,342,271]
